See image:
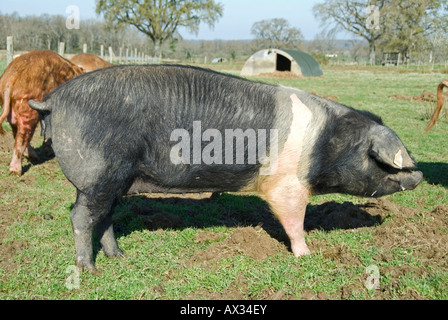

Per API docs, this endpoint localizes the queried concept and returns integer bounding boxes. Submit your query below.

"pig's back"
[45,65,283,193]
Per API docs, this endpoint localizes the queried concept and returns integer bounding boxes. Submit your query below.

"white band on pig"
[289,94,313,153]
[263,94,312,176]
[258,94,313,258]
[284,94,312,167]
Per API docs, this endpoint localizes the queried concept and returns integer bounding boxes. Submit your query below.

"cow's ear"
[368,126,416,170]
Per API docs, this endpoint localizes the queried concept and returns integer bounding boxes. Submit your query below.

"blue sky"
[0,0,332,40]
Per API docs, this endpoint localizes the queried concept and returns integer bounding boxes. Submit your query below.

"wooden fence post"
[58,42,65,56]
[6,36,14,65]
[83,43,87,53]
[108,46,114,63]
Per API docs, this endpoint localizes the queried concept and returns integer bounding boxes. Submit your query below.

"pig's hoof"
[9,168,22,177]
[292,243,311,257]
[75,259,98,274]
[104,248,126,259]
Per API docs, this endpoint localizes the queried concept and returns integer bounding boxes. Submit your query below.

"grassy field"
[0,62,447,300]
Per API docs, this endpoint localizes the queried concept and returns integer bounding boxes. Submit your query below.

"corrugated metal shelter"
[241,48,323,77]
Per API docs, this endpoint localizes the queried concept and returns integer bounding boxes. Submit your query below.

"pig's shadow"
[100,193,383,256]
[22,142,55,176]
[418,162,448,188]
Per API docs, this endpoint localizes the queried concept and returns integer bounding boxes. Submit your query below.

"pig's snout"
[397,170,423,191]
[389,170,423,191]
[371,170,423,198]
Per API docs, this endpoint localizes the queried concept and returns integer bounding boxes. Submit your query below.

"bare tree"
[308,29,337,54]
[96,0,224,58]
[251,18,303,50]
[379,0,448,64]
[313,0,387,65]
[314,0,448,65]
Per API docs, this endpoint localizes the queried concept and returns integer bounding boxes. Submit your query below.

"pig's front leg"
[262,176,310,257]
[259,93,312,256]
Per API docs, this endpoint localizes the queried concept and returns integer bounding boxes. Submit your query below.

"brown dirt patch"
[257,71,303,79]
[373,201,448,265]
[187,226,288,268]
[0,132,27,272]
[369,201,448,299]
[0,131,14,154]
[389,90,448,103]
[0,130,55,273]
[310,91,339,102]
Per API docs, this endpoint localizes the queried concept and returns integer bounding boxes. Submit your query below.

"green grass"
[1,62,447,300]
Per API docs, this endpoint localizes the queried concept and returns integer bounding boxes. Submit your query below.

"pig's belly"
[126,178,222,195]
[126,165,260,195]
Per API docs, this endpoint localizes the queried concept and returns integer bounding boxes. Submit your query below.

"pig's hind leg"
[71,190,122,272]
[95,201,125,259]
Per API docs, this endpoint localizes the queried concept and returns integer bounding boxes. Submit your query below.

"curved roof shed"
[241,48,323,77]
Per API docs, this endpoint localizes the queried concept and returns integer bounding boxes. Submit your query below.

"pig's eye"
[387,175,401,183]
[370,157,401,174]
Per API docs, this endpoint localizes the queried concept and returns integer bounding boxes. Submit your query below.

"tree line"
[314,0,448,65]
[0,10,360,64]
[2,0,448,66]
[0,11,259,62]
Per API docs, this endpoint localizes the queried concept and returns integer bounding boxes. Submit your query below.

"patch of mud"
[187,226,287,268]
[310,91,339,102]
[373,201,448,265]
[389,90,448,103]
[0,132,20,272]
[0,239,28,273]
[334,199,447,299]
[0,131,58,273]
[257,71,303,79]
[0,131,14,154]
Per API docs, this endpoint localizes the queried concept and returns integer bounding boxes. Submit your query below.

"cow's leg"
[9,103,39,176]
[9,133,25,176]
[21,107,40,161]
[262,175,310,257]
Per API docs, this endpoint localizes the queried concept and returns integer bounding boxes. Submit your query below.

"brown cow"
[0,50,84,176]
[70,53,113,72]
[425,80,448,133]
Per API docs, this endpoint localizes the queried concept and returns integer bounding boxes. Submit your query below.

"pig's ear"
[369,127,416,170]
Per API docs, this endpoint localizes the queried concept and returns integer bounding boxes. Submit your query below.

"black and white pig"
[29,65,423,272]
